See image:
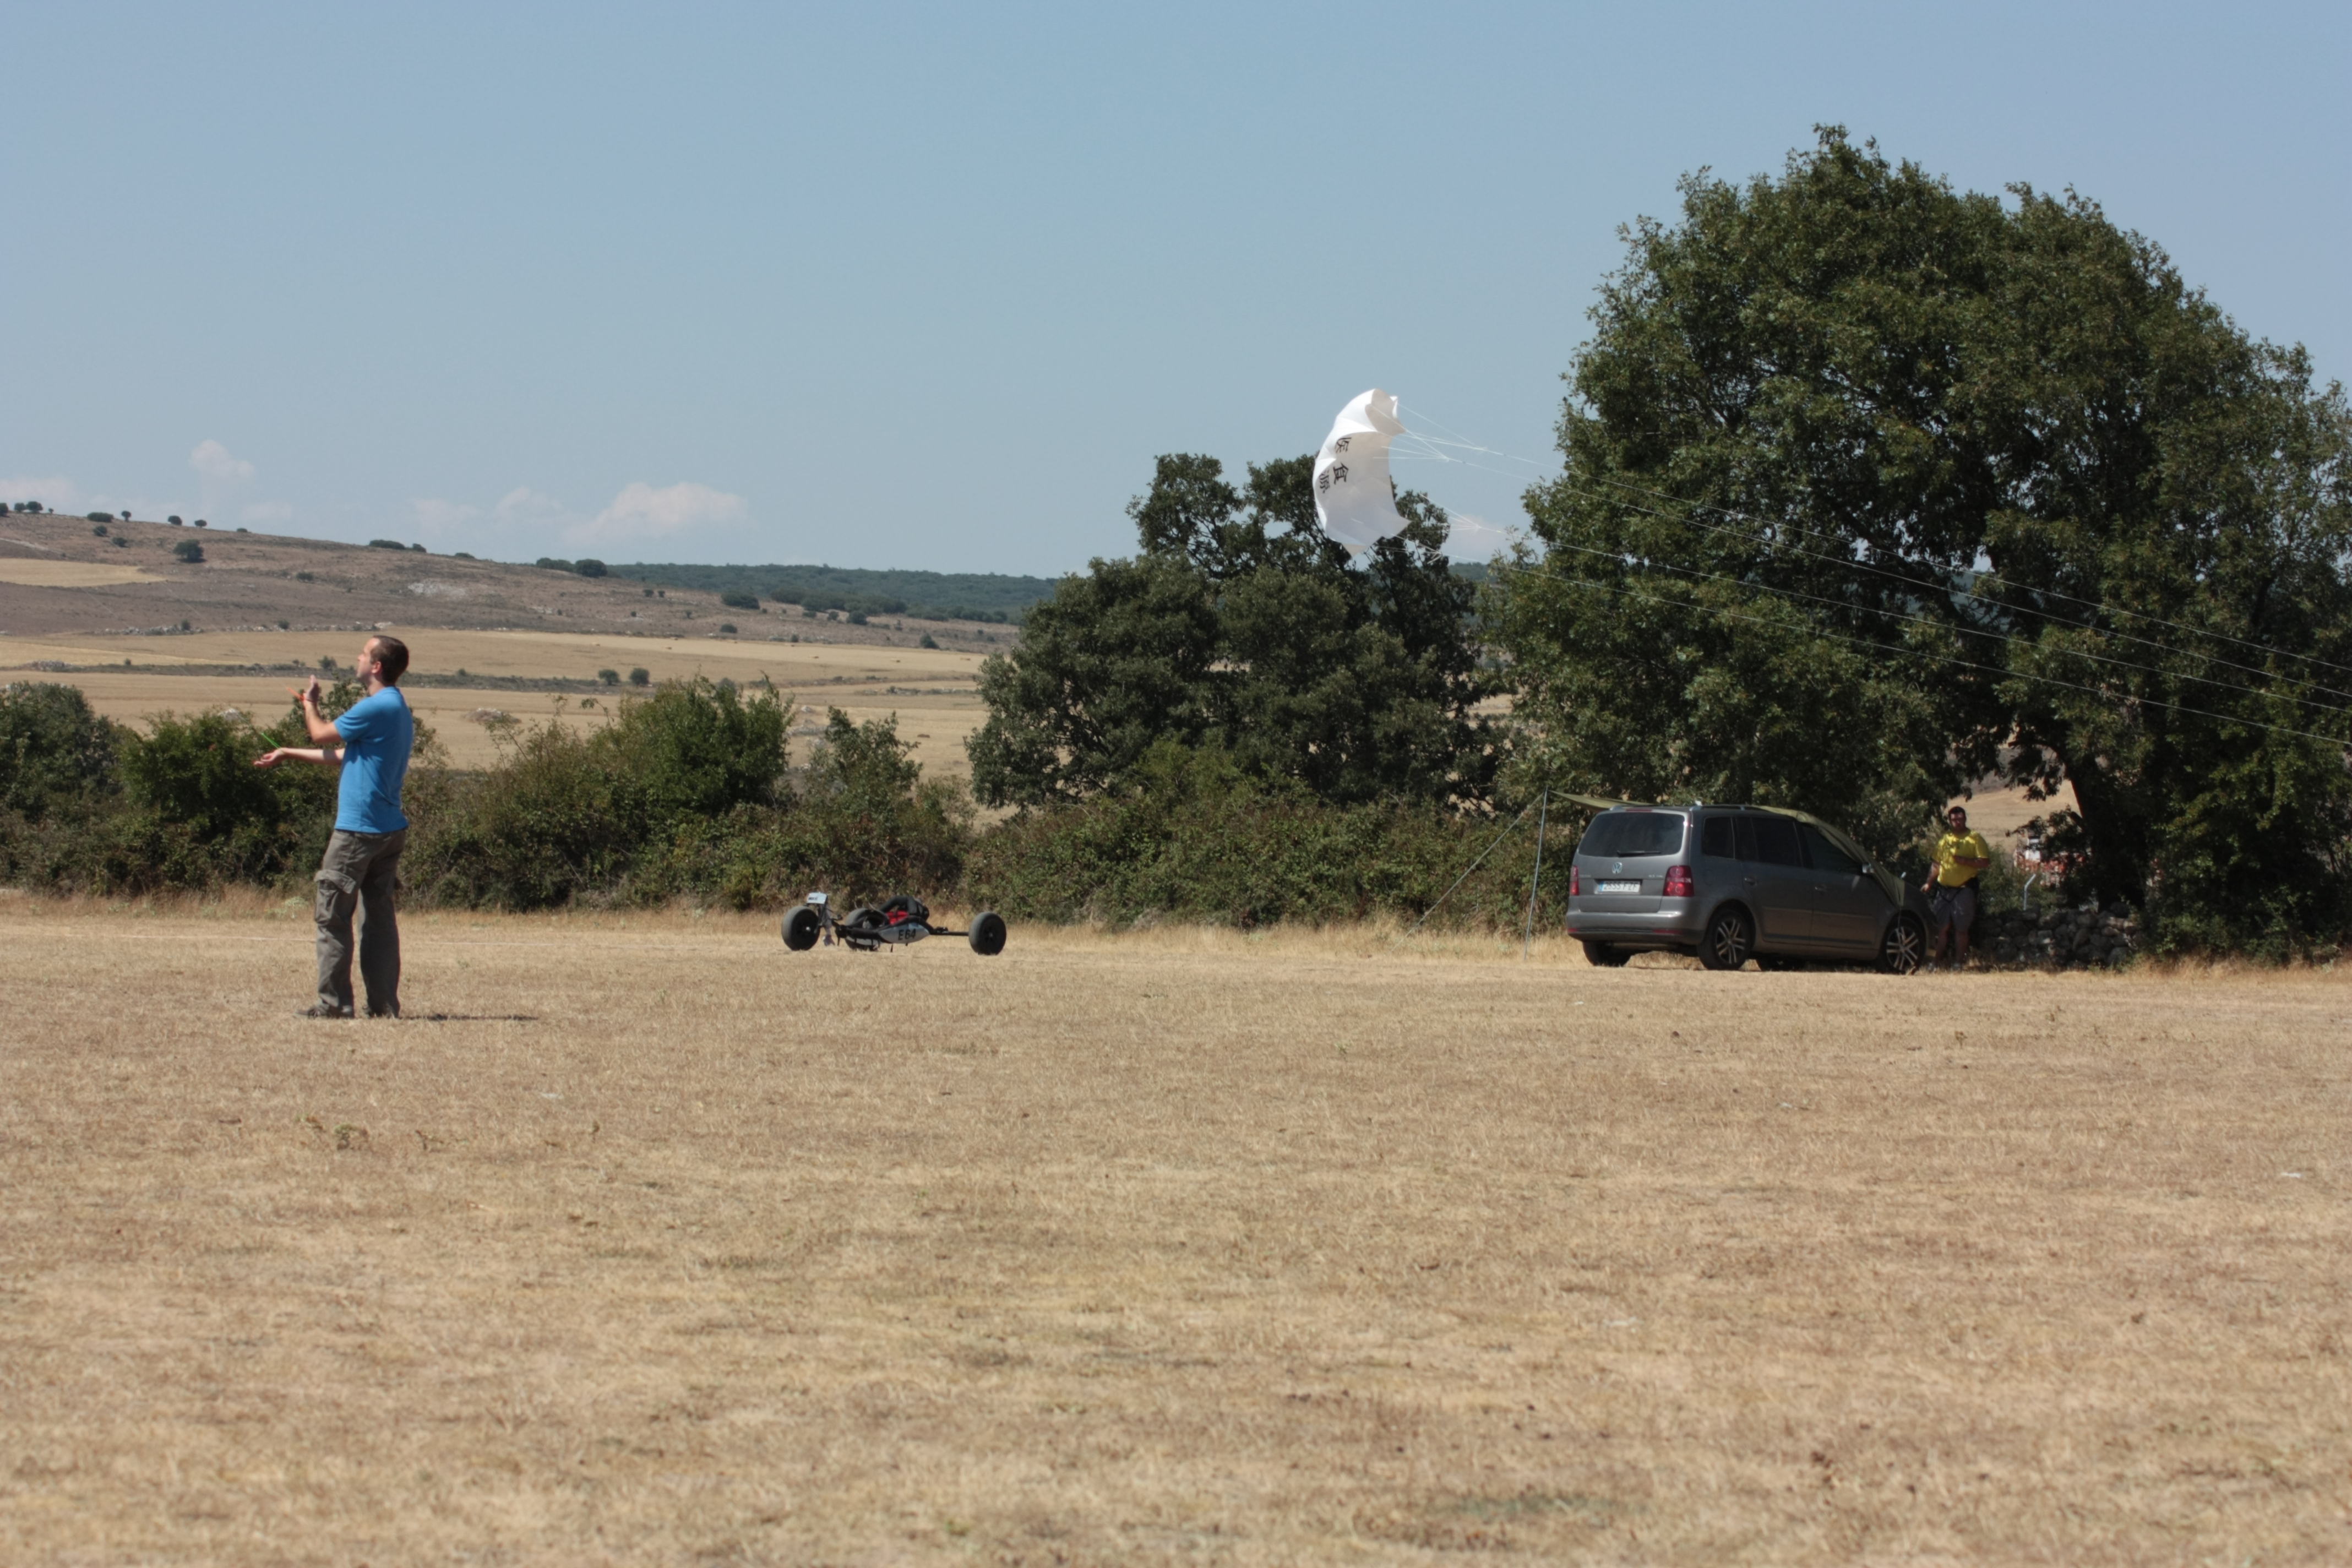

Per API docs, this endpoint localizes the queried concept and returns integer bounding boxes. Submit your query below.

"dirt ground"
[1,900,2343,1565]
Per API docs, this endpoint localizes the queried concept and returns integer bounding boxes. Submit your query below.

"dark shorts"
[1930,883,1977,935]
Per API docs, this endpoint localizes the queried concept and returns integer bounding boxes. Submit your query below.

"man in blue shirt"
[255,635,415,1018]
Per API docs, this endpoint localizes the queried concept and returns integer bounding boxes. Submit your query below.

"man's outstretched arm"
[254,747,343,770]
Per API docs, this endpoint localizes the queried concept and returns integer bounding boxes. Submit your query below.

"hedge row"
[0,682,1566,930]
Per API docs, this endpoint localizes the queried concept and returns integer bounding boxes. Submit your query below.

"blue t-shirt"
[333,688,415,834]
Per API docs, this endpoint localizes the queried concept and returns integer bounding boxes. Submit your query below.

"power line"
[1571,483,2352,705]
[1593,474,2352,683]
[1529,528,2352,725]
[1491,559,2352,751]
[1383,405,2352,696]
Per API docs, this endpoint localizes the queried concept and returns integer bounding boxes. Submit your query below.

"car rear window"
[1698,812,1805,866]
[1578,810,1687,859]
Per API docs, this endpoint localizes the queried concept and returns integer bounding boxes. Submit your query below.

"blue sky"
[4,3,2345,576]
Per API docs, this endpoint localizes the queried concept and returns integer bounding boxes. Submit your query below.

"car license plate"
[1597,879,1641,894]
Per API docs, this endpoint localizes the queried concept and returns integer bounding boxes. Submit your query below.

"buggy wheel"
[782,906,821,951]
[1879,912,1927,974]
[1580,940,1631,968]
[1697,906,1754,971]
[968,910,1007,956]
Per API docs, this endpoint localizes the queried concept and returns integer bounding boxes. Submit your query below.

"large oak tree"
[1496,129,2352,951]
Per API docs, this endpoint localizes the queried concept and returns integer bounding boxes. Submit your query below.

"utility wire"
[1384,404,2352,705]
[1529,529,2352,724]
[1572,484,2352,705]
[1491,559,2352,750]
[1594,474,2352,683]
[1380,405,2352,690]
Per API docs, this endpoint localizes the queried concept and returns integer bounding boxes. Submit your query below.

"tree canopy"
[968,454,1498,808]
[1494,128,2352,951]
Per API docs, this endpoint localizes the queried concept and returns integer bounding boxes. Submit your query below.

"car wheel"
[1755,952,1806,972]
[782,906,821,951]
[1880,912,1926,974]
[1580,940,1631,968]
[1698,906,1754,971]
[968,910,1007,955]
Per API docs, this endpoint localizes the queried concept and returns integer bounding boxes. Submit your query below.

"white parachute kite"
[1311,388,1409,554]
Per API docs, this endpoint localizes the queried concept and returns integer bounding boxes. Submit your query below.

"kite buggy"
[782,892,1007,956]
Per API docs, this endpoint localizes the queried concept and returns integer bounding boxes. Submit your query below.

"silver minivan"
[1563,803,1930,973]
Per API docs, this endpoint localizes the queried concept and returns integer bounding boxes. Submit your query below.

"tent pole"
[1523,788,1549,958]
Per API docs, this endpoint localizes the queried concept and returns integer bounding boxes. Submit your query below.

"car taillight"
[1569,865,1581,897]
[1663,864,1694,898]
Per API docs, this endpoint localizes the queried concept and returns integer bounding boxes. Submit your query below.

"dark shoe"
[296,1004,354,1019]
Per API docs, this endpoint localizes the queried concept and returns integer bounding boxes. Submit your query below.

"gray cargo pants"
[315,827,406,1017]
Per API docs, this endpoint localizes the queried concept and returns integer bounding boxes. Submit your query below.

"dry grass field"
[2,628,987,774]
[1,900,2344,1565]
[0,560,171,590]
[2,508,1005,774]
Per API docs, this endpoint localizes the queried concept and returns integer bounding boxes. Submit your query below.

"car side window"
[1750,816,1804,867]
[1800,823,1863,875]
[1700,816,1735,858]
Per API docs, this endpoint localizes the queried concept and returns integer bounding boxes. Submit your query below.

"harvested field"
[2,628,987,774]
[0,560,170,590]
[0,901,2344,1564]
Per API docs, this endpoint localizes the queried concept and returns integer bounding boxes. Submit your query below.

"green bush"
[1,684,121,822]
[966,741,1563,930]
[719,590,759,611]
[405,679,812,909]
[172,538,204,563]
[107,705,344,889]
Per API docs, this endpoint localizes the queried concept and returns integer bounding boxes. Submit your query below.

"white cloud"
[0,475,88,513]
[493,487,571,524]
[190,440,256,485]
[567,481,748,547]
[409,497,482,533]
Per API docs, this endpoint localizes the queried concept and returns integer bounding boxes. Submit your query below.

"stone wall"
[1972,898,2138,971]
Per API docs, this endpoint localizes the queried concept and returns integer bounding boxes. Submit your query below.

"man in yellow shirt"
[1922,804,1993,968]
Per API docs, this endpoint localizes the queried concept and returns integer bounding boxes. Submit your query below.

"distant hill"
[602,563,1059,623]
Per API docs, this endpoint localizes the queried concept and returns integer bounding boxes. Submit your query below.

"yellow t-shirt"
[1932,829,1992,888]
